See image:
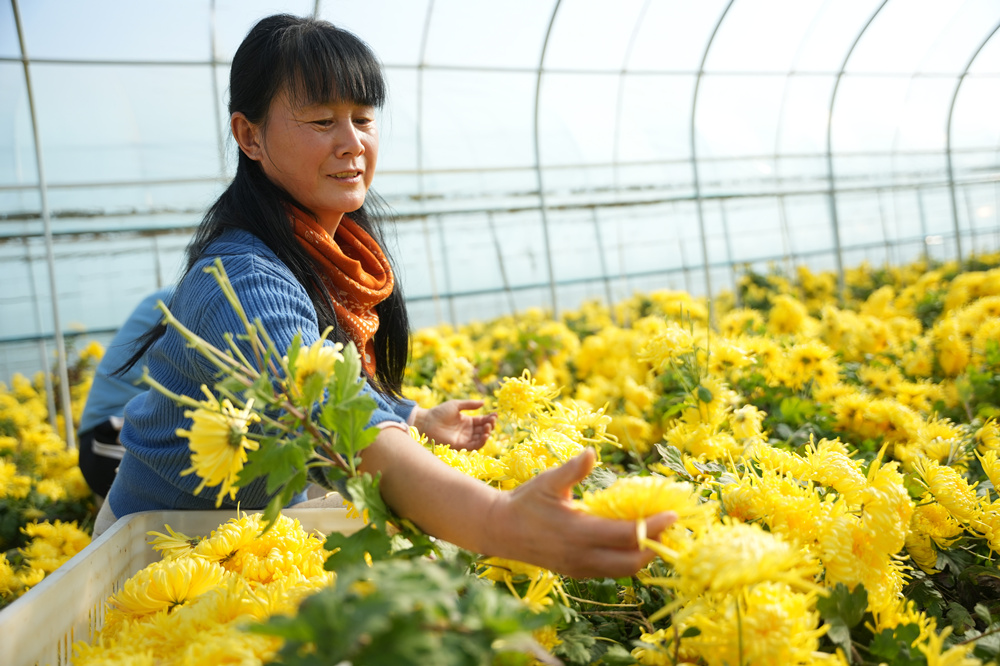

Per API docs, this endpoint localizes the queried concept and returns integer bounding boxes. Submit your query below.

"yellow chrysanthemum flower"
[289,338,344,396]
[147,525,201,560]
[109,557,229,617]
[644,520,821,610]
[577,476,713,530]
[177,387,260,507]
[679,584,826,666]
[729,404,765,440]
[637,324,695,371]
[912,458,981,524]
[494,370,559,421]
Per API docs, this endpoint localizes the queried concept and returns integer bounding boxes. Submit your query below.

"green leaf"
[867,625,925,666]
[653,444,694,482]
[681,627,702,638]
[321,400,379,459]
[817,583,868,662]
[947,601,975,635]
[324,523,393,570]
[237,438,308,494]
[817,582,868,628]
[598,643,638,665]
[974,603,992,627]
[583,465,618,492]
[696,385,713,403]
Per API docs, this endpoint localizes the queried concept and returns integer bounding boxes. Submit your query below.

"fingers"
[532,448,595,496]
[451,399,485,411]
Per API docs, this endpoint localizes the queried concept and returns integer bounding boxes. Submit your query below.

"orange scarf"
[290,210,394,377]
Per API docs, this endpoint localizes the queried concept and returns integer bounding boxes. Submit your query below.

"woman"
[101,14,675,578]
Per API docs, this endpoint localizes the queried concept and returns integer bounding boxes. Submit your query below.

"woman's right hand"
[483,448,677,579]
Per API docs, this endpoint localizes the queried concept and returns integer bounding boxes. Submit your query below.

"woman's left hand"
[412,400,497,450]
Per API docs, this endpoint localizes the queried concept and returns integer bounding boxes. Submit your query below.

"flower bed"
[3,254,1000,664]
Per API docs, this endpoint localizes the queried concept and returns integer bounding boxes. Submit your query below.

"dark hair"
[123,14,409,398]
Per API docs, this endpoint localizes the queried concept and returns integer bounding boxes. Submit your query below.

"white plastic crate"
[0,508,362,666]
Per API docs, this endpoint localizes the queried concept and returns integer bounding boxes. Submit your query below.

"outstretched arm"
[360,427,676,579]
[411,400,498,450]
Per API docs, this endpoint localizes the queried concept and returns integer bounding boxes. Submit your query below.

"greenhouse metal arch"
[2,0,999,445]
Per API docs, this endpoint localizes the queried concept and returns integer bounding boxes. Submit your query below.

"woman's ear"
[231,112,263,161]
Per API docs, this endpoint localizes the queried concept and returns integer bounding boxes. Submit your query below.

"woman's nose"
[334,124,364,158]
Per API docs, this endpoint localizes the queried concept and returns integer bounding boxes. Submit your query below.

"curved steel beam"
[414,0,448,324]
[11,0,76,449]
[690,0,735,323]
[825,0,889,302]
[772,0,837,275]
[608,0,652,315]
[209,0,227,178]
[945,17,1000,264]
[533,0,562,317]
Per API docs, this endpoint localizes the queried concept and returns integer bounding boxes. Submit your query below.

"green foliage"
[253,558,553,666]
[817,582,868,660]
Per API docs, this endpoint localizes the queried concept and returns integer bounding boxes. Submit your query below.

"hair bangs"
[280,24,386,110]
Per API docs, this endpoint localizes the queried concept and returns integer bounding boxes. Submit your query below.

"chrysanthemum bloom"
[578,476,714,533]
[977,450,1000,492]
[0,553,22,600]
[743,471,830,549]
[912,458,981,524]
[767,294,815,336]
[289,338,343,396]
[0,459,32,500]
[19,520,91,574]
[501,431,583,485]
[147,525,201,560]
[861,460,914,554]
[608,414,655,454]
[781,339,837,390]
[718,308,764,337]
[430,355,476,397]
[705,339,755,378]
[803,443,868,505]
[177,387,260,507]
[680,377,737,429]
[730,404,765,440]
[109,557,229,617]
[977,419,1000,453]
[632,627,698,665]
[431,443,507,485]
[643,520,821,608]
[494,370,559,421]
[636,324,694,371]
[818,514,906,613]
[537,399,617,448]
[970,498,1000,554]
[677,583,826,666]
[932,317,970,377]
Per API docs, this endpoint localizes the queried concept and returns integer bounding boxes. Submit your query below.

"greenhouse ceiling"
[1,0,1000,382]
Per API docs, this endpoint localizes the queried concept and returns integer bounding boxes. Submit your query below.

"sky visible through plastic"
[1,0,999,381]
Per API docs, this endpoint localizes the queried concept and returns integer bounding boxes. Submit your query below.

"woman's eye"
[312,119,334,128]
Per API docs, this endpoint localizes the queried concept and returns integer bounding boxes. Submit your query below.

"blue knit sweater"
[108,228,414,517]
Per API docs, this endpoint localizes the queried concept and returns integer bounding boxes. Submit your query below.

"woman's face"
[256,90,378,224]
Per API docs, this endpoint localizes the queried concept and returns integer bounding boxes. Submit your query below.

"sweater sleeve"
[110,242,408,517]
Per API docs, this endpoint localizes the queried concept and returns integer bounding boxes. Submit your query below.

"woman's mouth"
[329,171,362,182]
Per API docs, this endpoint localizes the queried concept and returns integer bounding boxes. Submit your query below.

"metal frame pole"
[825,0,888,304]
[690,0,735,324]
[533,0,562,318]
[945,18,1000,266]
[12,0,76,449]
